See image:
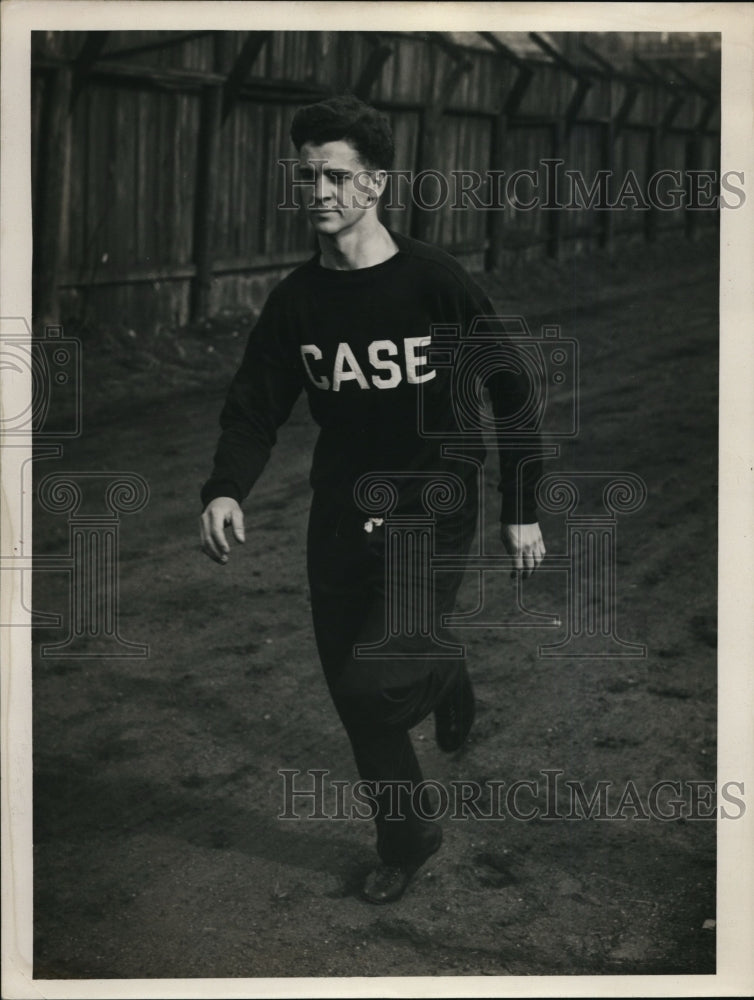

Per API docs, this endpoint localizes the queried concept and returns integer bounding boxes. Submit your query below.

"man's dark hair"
[290,94,395,171]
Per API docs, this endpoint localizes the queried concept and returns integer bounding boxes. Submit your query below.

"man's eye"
[299,171,315,182]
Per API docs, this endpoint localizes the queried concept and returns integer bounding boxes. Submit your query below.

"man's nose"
[314,172,334,204]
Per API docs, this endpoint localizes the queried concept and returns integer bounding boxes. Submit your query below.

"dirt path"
[32,236,718,979]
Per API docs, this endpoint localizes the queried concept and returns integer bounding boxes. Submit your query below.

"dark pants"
[306,489,476,865]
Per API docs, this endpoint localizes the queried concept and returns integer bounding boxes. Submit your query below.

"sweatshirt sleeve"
[456,271,543,525]
[200,287,303,509]
[488,364,543,524]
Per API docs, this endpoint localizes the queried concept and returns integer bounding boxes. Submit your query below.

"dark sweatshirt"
[200,232,542,523]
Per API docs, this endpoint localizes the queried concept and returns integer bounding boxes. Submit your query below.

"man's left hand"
[501,522,546,580]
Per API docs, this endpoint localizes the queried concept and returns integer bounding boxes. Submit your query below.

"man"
[200,94,545,904]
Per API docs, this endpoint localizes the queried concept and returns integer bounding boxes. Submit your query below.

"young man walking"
[200,95,545,903]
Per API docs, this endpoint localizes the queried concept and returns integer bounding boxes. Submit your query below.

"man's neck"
[318,219,398,271]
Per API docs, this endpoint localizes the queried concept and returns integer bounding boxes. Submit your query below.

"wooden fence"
[31,30,721,332]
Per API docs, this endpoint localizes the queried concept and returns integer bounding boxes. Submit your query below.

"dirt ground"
[31,233,718,982]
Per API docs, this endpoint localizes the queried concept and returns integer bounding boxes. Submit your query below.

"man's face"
[298,139,384,236]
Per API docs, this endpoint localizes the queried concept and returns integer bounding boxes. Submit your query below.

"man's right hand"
[200,497,245,564]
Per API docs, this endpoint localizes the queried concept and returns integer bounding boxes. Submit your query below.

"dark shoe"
[362,827,442,905]
[434,667,475,752]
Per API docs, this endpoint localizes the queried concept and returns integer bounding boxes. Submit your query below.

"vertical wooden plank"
[180,93,193,265]
[33,65,73,330]
[170,91,182,271]
[411,108,433,243]
[84,85,99,284]
[450,115,462,246]
[486,113,507,270]
[228,101,239,257]
[107,87,121,270]
[547,118,564,259]
[175,92,188,266]
[191,83,222,319]
[146,90,160,268]
[244,102,260,256]
[219,99,232,259]
[186,95,200,265]
[270,106,286,256]
[172,90,184,267]
[66,85,84,282]
[684,131,699,242]
[278,103,295,253]
[644,124,658,243]
[114,87,136,270]
[600,119,614,250]
[153,91,165,267]
[135,90,147,262]
[241,101,253,256]
[255,103,270,256]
